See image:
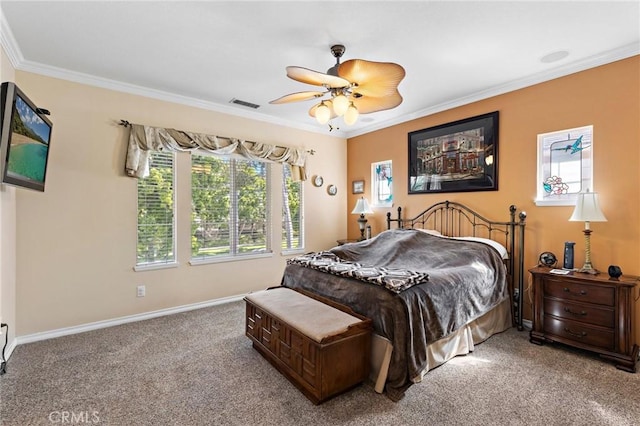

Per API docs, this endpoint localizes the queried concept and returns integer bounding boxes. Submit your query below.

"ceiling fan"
[270,45,406,126]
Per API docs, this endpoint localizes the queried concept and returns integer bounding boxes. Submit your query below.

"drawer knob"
[563,287,587,296]
[564,327,587,338]
[564,307,587,316]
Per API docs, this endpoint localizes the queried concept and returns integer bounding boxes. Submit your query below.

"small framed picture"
[352,180,365,194]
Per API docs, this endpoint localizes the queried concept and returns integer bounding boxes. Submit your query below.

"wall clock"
[327,185,337,196]
[312,175,324,187]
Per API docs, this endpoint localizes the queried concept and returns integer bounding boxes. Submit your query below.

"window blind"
[191,154,270,261]
[282,164,304,251]
[137,151,175,265]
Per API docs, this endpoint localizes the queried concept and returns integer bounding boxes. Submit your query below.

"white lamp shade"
[351,197,374,215]
[315,102,331,124]
[332,94,349,116]
[569,191,607,222]
[344,103,359,125]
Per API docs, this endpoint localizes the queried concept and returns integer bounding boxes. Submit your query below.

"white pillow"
[451,236,509,259]
[415,228,442,236]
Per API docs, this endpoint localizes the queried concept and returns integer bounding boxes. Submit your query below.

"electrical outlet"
[137,285,146,297]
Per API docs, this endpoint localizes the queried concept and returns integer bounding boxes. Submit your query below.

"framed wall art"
[535,125,593,206]
[352,179,364,194]
[408,111,499,194]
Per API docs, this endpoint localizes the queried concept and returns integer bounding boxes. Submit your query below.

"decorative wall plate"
[327,184,337,196]
[312,175,324,187]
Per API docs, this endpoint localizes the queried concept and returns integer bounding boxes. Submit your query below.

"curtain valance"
[124,122,308,181]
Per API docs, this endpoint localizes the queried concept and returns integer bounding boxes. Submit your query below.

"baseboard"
[14,293,247,348]
[6,301,536,360]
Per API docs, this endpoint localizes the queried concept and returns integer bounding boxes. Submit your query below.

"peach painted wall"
[347,56,640,343]
[12,72,347,336]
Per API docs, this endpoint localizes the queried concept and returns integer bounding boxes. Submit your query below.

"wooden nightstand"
[529,266,639,372]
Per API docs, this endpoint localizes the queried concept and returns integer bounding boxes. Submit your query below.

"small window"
[536,125,593,206]
[282,165,304,252]
[136,151,176,267]
[371,160,393,208]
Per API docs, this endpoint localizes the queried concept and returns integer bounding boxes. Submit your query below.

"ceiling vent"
[230,98,260,109]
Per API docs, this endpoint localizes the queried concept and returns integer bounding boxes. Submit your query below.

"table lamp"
[351,197,374,240]
[569,189,607,274]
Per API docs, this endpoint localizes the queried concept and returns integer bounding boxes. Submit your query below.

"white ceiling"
[1,1,638,138]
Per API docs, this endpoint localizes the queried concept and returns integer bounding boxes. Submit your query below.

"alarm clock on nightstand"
[608,265,623,278]
[538,252,558,268]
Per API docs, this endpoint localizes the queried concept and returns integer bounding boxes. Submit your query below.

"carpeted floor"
[1,300,639,426]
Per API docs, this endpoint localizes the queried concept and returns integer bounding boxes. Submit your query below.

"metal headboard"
[386,201,527,330]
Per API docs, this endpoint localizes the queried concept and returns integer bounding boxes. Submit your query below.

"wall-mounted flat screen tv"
[0,82,53,192]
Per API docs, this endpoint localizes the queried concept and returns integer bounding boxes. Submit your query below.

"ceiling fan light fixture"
[273,44,405,129]
[344,103,359,125]
[332,93,350,116]
[315,101,331,124]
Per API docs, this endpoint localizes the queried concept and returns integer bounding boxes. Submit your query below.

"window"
[191,154,271,262]
[136,151,175,267]
[536,125,593,206]
[282,165,304,252]
[371,160,393,208]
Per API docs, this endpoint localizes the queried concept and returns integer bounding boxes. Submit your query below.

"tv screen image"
[0,82,52,191]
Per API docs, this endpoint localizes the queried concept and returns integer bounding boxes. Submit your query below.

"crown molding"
[0,10,23,69]
[1,13,636,140]
[0,16,347,139]
[20,59,349,136]
[347,42,640,138]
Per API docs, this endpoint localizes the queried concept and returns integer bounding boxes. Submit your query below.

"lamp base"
[357,214,367,241]
[578,228,599,275]
[578,263,599,275]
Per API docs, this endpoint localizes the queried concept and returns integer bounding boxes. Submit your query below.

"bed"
[280,201,526,401]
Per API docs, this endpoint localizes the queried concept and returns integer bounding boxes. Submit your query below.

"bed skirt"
[369,297,512,394]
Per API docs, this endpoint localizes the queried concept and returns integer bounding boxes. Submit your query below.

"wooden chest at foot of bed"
[244,287,372,404]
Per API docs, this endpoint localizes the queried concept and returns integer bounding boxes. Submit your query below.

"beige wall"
[0,45,17,347]
[347,56,640,343]
[12,72,347,336]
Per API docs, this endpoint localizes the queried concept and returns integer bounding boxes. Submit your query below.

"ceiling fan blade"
[338,59,406,98]
[308,100,338,119]
[352,92,403,114]
[286,66,351,88]
[269,91,326,104]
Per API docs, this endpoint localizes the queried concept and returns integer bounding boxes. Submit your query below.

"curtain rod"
[119,120,315,155]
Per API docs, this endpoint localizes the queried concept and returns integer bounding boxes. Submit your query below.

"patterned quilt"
[287,251,428,294]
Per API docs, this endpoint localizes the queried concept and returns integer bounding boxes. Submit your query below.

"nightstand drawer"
[544,317,614,351]
[544,298,615,328]
[544,278,614,306]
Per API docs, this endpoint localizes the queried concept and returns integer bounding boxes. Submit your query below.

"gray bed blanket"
[280,228,509,401]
